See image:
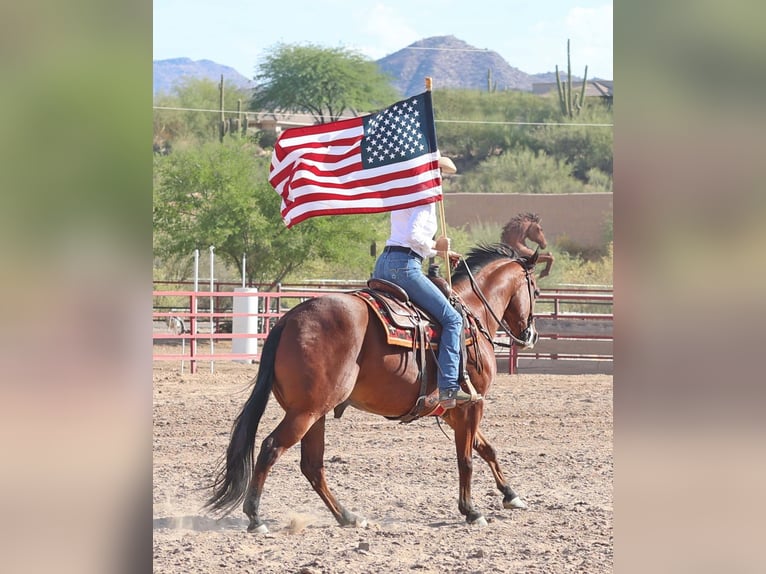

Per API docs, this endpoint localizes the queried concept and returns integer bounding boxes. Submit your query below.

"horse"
[501,212,555,278]
[205,244,540,532]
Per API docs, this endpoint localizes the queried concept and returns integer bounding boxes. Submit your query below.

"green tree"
[153,77,251,145]
[252,44,399,123]
[153,140,386,286]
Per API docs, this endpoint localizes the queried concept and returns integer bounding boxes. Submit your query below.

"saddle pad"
[353,291,430,348]
[353,291,475,350]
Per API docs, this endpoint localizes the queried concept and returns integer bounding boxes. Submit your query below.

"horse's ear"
[528,248,540,267]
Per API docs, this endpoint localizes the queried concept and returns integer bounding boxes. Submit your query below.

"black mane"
[451,242,530,283]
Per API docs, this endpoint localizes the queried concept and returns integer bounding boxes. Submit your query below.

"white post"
[209,245,215,373]
[242,253,246,288]
[232,287,259,362]
[191,249,199,373]
[193,249,199,290]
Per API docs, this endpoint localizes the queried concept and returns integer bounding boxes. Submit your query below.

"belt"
[383,245,423,262]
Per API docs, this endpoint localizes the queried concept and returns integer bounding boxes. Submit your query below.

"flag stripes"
[268,92,442,227]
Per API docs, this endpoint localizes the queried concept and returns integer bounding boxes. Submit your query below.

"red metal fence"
[504,288,613,374]
[153,284,612,374]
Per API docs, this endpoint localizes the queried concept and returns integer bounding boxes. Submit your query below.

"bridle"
[461,257,536,348]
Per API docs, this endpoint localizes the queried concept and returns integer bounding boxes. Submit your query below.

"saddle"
[341,276,481,423]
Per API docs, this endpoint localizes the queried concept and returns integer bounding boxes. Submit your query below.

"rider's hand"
[435,236,461,268]
[434,236,450,253]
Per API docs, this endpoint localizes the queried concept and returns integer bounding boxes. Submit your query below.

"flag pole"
[426,77,452,289]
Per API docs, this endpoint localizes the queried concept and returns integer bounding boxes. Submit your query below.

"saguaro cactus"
[556,40,589,118]
[487,68,497,93]
[219,74,226,142]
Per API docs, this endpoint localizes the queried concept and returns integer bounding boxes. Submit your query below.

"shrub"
[454,148,586,194]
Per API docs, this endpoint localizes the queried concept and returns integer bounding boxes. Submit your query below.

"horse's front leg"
[446,405,487,526]
[539,253,554,279]
[473,428,527,510]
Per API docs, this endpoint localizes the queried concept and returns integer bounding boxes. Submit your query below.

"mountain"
[153,38,606,98]
[530,71,566,83]
[153,58,254,96]
[376,35,537,96]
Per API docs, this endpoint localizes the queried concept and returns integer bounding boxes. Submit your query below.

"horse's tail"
[204,321,285,516]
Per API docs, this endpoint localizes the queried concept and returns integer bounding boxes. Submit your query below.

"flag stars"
[361,93,432,167]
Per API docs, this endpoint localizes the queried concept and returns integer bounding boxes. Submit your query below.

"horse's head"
[502,251,539,349]
[453,244,539,350]
[525,220,547,250]
[501,213,547,252]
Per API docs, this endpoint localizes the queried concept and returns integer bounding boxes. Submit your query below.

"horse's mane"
[451,242,531,283]
[501,212,540,236]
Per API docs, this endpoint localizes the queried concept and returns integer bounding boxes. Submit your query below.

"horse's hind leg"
[243,412,318,533]
[300,416,367,528]
[473,428,527,509]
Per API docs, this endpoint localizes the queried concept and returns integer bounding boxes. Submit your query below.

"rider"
[372,154,482,410]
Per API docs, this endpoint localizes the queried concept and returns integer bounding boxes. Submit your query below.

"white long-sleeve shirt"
[386,203,438,259]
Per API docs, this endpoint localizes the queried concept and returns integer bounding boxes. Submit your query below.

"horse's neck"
[509,230,534,255]
[455,263,514,338]
[504,224,529,248]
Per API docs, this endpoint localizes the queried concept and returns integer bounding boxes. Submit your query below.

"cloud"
[564,4,613,76]
[353,3,421,59]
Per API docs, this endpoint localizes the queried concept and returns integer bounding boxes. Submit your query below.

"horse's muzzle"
[520,325,538,349]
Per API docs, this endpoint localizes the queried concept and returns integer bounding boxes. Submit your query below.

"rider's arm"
[407,204,438,257]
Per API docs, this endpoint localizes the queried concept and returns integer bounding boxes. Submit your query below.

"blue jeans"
[373,250,462,392]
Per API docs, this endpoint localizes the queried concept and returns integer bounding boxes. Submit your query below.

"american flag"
[269,91,442,228]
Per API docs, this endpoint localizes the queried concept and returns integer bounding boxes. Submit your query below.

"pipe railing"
[153,285,613,374]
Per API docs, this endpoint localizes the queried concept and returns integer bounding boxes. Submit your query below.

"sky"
[153,0,612,80]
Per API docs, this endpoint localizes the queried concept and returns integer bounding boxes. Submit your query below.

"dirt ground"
[153,358,613,573]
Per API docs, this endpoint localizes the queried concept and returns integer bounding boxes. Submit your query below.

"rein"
[460,257,535,348]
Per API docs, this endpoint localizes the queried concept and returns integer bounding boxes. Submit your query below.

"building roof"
[532,80,613,98]
[245,111,361,132]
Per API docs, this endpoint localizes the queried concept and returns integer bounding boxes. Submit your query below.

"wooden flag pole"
[425,77,452,289]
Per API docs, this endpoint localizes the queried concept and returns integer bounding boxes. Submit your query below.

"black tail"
[204,321,285,516]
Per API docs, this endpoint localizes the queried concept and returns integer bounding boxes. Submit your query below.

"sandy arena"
[153,357,612,573]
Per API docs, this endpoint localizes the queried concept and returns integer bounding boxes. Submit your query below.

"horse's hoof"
[503,496,527,510]
[346,514,367,528]
[340,509,368,528]
[470,515,488,527]
[247,522,269,534]
[355,517,368,528]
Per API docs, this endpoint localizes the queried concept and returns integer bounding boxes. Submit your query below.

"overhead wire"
[152,105,613,128]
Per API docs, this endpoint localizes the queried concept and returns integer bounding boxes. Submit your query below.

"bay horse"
[501,212,554,278]
[205,244,539,532]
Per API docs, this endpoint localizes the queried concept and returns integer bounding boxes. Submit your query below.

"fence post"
[508,343,518,375]
[189,292,197,374]
[232,288,259,363]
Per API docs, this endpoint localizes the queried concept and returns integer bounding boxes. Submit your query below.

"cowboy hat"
[438,155,457,174]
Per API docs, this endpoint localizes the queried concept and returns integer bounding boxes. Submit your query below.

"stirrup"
[460,372,482,403]
[438,388,481,409]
